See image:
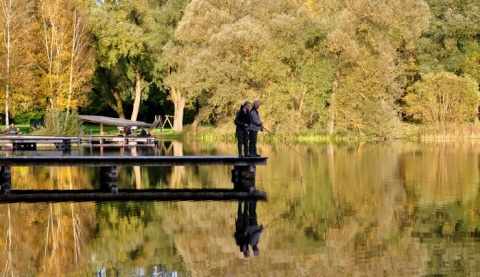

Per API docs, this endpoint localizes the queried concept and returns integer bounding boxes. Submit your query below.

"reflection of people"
[247,100,264,157]
[234,101,251,157]
[234,200,263,257]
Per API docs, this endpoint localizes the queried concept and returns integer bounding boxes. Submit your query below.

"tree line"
[0,0,478,138]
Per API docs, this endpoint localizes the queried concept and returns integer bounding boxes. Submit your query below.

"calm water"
[1,141,480,276]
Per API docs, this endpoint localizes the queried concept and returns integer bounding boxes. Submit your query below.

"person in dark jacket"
[247,100,264,157]
[234,101,251,157]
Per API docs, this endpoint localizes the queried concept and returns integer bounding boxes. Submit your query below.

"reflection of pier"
[0,156,267,202]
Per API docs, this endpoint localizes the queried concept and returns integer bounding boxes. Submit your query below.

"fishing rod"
[263,127,313,164]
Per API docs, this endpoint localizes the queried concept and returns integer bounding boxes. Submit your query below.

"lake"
[1,140,480,276]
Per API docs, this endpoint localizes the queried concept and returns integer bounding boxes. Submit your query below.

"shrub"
[30,108,83,136]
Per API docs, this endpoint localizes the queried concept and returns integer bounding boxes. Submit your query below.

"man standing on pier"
[248,100,263,157]
[234,101,251,157]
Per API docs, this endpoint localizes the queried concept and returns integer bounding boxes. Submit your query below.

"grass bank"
[5,122,480,142]
[415,123,480,140]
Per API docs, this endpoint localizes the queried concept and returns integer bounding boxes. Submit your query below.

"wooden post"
[100,123,104,136]
[231,165,256,193]
[1,166,11,194]
[100,166,118,193]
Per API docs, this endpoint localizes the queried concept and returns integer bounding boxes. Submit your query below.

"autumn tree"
[33,0,93,113]
[324,0,430,138]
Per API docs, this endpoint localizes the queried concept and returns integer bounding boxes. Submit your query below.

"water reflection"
[2,141,480,275]
[234,201,263,258]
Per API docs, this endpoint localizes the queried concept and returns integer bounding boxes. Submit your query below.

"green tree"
[89,0,150,119]
[89,0,187,122]
[417,0,480,82]
[164,0,334,133]
[404,72,479,125]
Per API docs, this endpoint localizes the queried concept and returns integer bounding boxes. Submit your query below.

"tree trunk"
[130,67,142,121]
[327,69,340,135]
[113,89,126,119]
[171,86,185,132]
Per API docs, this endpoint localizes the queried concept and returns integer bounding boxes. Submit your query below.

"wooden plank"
[0,155,268,167]
[0,189,267,203]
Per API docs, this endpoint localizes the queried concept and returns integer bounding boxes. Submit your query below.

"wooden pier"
[0,135,80,150]
[0,156,267,202]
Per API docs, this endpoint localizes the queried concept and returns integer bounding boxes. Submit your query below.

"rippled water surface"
[1,141,480,276]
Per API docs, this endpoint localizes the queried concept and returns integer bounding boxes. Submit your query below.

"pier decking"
[0,155,268,202]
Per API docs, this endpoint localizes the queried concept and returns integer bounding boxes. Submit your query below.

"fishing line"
[263,127,313,164]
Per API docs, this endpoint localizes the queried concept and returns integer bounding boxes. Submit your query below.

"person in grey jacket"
[247,100,264,157]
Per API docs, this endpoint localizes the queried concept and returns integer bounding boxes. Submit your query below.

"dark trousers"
[248,130,258,155]
[236,128,249,156]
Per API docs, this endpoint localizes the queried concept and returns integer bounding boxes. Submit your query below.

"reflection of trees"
[399,143,480,275]
[89,201,186,275]
[0,166,96,275]
[0,202,95,275]
[400,143,479,205]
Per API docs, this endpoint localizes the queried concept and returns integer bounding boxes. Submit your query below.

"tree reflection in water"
[1,142,480,275]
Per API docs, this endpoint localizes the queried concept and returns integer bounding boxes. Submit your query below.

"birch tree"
[34,0,93,113]
[0,0,34,125]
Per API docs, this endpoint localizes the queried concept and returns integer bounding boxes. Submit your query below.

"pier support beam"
[0,166,11,194]
[54,140,72,150]
[100,166,118,193]
[231,165,256,193]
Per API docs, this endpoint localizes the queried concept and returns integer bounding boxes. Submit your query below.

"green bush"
[12,112,45,125]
